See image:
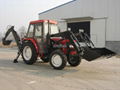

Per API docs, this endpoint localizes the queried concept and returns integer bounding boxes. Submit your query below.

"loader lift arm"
[50,31,82,54]
[2,26,22,63]
[50,31,101,61]
[76,31,95,48]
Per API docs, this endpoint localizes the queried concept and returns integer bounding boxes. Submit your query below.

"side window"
[27,24,34,37]
[35,24,42,38]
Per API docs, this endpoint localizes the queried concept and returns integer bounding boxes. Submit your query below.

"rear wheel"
[22,41,37,65]
[49,50,67,70]
[68,56,81,67]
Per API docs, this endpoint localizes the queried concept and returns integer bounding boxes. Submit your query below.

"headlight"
[69,45,74,48]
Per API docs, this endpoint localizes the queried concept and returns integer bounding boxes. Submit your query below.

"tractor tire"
[22,41,37,65]
[68,56,81,67]
[49,50,67,70]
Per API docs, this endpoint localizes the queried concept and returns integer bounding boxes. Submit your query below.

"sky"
[0,0,71,35]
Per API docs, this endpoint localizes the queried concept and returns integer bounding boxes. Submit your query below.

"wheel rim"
[51,54,62,67]
[23,46,32,60]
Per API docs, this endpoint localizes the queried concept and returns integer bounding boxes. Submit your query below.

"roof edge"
[39,0,77,15]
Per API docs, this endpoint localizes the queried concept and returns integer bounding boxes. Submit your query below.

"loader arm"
[50,31,101,61]
[78,32,95,48]
[50,31,82,54]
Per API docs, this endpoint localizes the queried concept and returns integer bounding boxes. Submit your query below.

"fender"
[22,38,39,54]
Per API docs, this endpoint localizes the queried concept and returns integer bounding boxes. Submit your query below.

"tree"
[18,26,26,38]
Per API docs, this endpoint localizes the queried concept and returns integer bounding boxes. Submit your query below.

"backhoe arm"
[2,26,23,63]
[2,26,22,50]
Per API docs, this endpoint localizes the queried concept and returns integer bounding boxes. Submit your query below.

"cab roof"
[30,20,57,24]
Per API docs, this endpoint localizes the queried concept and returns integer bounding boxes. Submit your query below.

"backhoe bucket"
[82,47,102,61]
[2,38,12,45]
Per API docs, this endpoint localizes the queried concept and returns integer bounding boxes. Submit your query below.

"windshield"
[44,23,59,35]
[50,24,59,34]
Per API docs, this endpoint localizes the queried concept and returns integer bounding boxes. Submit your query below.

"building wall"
[39,0,107,20]
[39,0,120,52]
[91,18,106,47]
[39,0,120,41]
[106,0,120,41]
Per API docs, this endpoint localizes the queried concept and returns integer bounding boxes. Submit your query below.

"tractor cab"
[26,20,59,38]
[26,20,60,55]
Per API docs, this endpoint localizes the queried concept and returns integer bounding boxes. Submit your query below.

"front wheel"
[49,50,67,70]
[68,56,81,67]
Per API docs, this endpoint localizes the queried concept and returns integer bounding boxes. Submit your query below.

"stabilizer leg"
[13,51,21,63]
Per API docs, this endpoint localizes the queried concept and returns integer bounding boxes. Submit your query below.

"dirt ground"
[0,48,120,90]
[0,42,17,48]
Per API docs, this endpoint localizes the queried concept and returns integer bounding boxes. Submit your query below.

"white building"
[39,0,120,54]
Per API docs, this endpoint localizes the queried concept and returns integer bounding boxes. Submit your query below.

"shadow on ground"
[0,58,80,77]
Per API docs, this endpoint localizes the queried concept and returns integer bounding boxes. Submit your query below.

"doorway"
[67,21,90,37]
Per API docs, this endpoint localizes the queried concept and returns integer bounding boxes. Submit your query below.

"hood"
[51,37,69,44]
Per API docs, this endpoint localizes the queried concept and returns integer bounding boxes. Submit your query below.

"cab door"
[26,23,44,55]
[34,23,44,54]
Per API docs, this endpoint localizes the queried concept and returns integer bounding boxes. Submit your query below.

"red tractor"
[2,20,101,70]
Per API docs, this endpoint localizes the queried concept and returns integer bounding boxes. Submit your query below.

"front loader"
[2,20,102,70]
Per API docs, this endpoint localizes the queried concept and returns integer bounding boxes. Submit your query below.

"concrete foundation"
[106,41,120,54]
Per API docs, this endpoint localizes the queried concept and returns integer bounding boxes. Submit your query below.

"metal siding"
[91,19,106,47]
[39,0,120,42]
[58,21,67,32]
[106,0,120,41]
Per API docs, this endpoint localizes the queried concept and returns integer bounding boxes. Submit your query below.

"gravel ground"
[0,48,120,90]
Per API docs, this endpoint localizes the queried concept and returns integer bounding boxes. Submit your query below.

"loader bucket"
[2,38,12,45]
[82,47,102,61]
